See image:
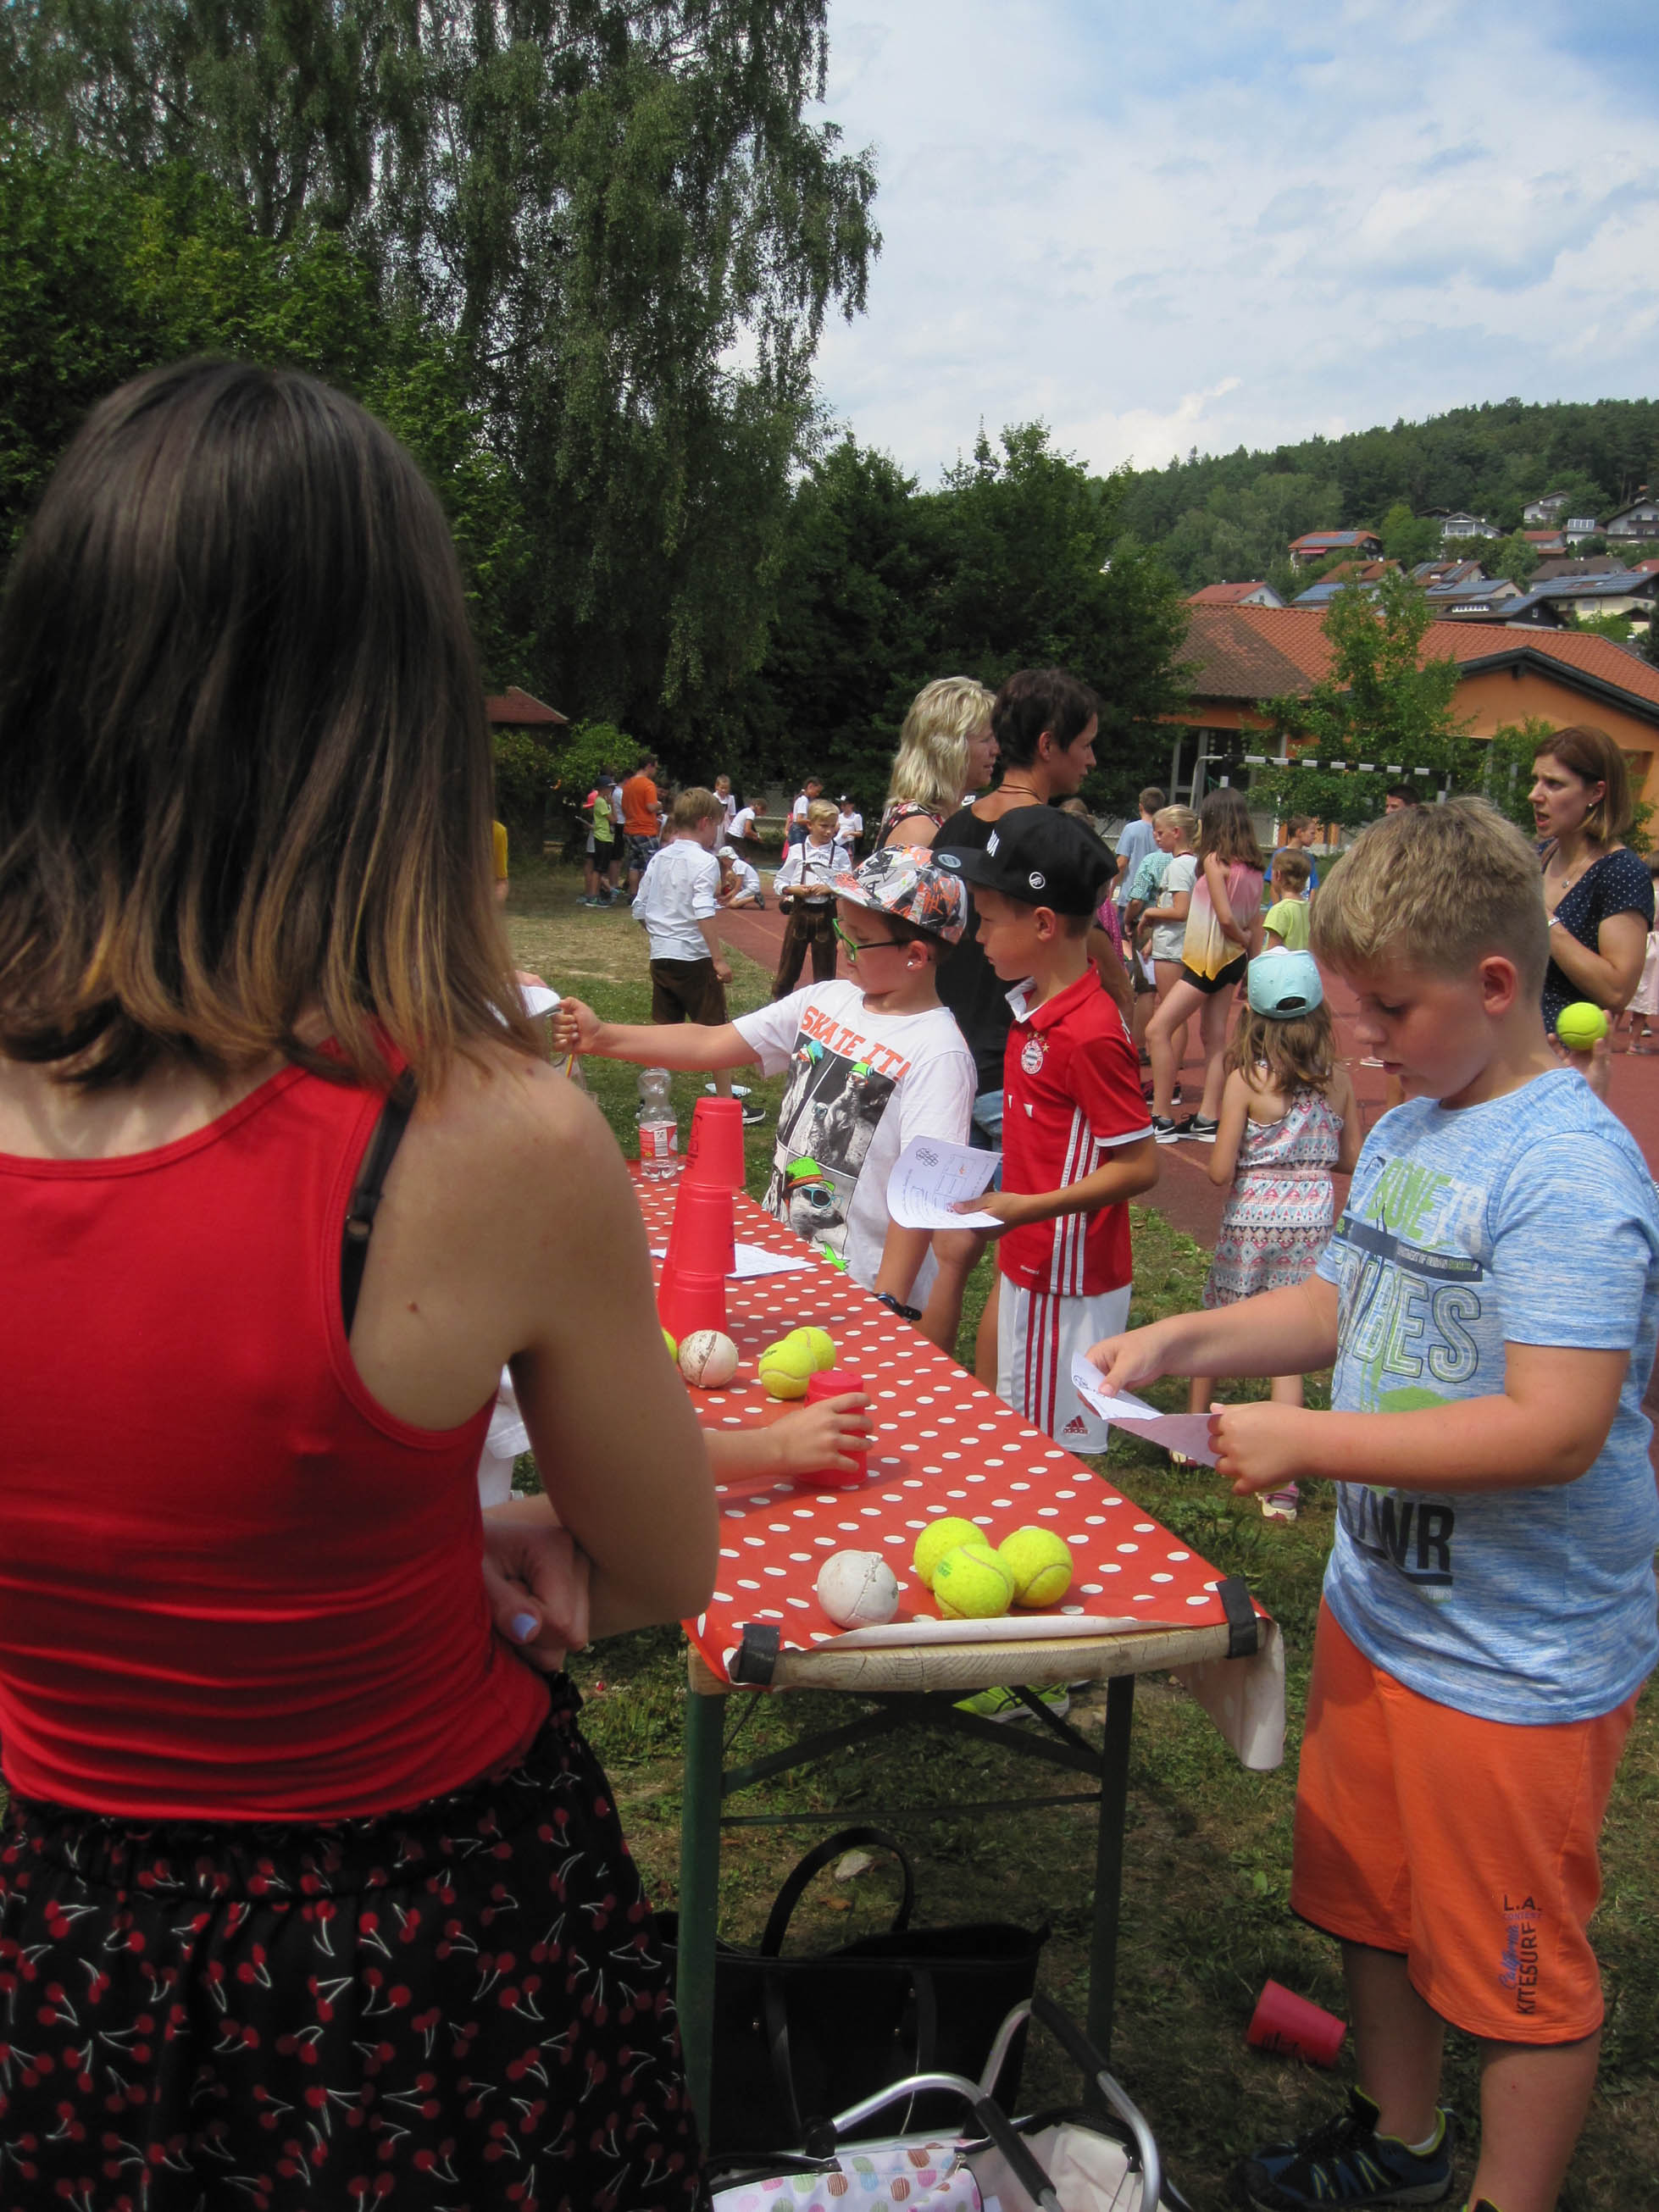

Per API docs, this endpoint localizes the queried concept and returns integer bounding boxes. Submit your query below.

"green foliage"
[550,721,648,801]
[1117,398,1659,590]
[1492,530,1540,589]
[1254,572,1473,828]
[491,727,553,837]
[1481,718,1556,833]
[1573,608,1634,645]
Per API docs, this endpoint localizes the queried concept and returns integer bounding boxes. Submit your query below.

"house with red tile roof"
[1160,605,1659,812]
[485,686,568,728]
[1287,529,1382,568]
[1186,580,1284,609]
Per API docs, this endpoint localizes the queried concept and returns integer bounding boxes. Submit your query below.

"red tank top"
[0,1063,548,1819]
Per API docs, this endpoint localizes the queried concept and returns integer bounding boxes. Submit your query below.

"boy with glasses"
[553,849,974,1303]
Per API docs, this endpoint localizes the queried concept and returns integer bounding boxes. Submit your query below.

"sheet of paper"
[887,1135,1003,1231]
[519,983,561,1017]
[1069,1353,1219,1466]
[650,1241,816,1280]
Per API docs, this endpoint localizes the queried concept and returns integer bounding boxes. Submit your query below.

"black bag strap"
[760,1827,915,1956]
[340,1074,417,1335]
[760,1950,940,2149]
[1217,1574,1260,1658]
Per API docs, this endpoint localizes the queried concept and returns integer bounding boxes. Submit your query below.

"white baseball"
[678,1328,740,1389]
[815,1550,900,1628]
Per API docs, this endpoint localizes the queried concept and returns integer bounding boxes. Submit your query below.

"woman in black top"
[1533,725,1653,1101]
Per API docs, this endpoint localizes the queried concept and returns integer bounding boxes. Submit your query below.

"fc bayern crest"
[1020,1033,1046,1074]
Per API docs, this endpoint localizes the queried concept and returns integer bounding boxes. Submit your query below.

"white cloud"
[811,1,1659,484]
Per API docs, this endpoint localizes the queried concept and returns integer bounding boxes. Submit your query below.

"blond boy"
[771,796,851,997]
[1088,800,1659,2212]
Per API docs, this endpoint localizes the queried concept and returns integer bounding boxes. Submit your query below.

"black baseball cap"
[935,806,1113,917]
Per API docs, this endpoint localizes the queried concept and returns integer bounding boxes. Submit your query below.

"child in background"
[1135,803,1199,1101]
[555,848,974,1305]
[1262,846,1312,951]
[939,807,1157,1450]
[1618,853,1659,1051]
[1191,949,1359,1518]
[1146,786,1265,1142]
[717,844,763,908]
[772,796,852,997]
[632,787,763,1123]
[1088,799,1659,2212]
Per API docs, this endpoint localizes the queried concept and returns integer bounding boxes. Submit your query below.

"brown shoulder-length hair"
[1531,723,1632,845]
[0,359,541,1090]
[1197,786,1266,872]
[1228,1002,1337,1095]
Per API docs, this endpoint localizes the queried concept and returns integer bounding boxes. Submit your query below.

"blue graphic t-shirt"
[1317,1069,1659,1725]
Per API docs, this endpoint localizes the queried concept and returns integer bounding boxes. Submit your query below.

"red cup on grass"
[800,1368,868,1489]
[1247,1980,1346,2067]
[658,1267,727,1344]
[685,1095,746,1191]
[664,1176,736,1281]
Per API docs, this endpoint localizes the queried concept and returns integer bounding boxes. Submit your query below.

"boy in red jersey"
[937,807,1157,1446]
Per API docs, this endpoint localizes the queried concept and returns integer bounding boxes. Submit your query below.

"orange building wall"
[1451,667,1656,804]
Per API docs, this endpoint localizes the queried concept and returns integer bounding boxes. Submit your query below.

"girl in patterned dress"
[1189,950,1361,1519]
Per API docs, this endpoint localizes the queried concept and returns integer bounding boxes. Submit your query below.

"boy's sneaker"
[1151,1115,1181,1145]
[1175,1113,1220,1141]
[706,1082,752,1096]
[954,1683,1070,1724]
[1140,1082,1182,1105]
[740,1101,767,1126]
[1235,2088,1455,2209]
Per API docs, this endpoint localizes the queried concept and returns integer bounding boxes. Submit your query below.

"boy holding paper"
[935,808,1157,1448]
[1086,800,1659,2212]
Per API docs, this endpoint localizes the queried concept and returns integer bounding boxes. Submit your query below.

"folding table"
[639,1181,1285,2128]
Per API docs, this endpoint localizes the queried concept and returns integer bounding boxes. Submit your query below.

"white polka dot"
[946,1489,968,1500]
[990,1499,1013,1511]
[768,1522,791,1533]
[1099,1563,1122,1575]
[1132,1593,1153,1604]
[737,1578,760,1590]
[719,1548,739,1561]
[1067,1533,1087,1548]
[1151,1572,1174,1583]
[1056,1489,1076,1500]
[712,1590,732,1604]
[1061,1604,1083,1616]
[814,1536,835,1547]
[1167,1550,1190,1561]
[1080,1583,1103,1595]
[883,1533,904,1546]
[1134,1522,1156,1533]
[1186,1594,1211,1608]
[902,1479,923,1490]
[943,1450,962,1460]
[1117,1542,1139,1554]
[1011,1481,1030,1492]
[786,1597,809,1610]
[763,1566,785,1578]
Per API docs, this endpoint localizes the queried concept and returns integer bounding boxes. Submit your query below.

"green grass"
[509,859,1659,2209]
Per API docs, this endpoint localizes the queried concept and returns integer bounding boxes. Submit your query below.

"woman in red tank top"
[0,361,718,2207]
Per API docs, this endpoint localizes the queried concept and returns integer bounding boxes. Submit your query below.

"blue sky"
[809,1,1659,483]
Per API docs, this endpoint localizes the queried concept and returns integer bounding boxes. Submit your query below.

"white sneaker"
[706,1082,752,1097]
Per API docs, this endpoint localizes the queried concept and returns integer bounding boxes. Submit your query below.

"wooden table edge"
[685,1617,1248,1697]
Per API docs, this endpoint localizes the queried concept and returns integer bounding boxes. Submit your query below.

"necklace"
[995,779,1044,801]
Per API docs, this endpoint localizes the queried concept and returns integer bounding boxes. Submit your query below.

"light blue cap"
[1247,949,1323,1017]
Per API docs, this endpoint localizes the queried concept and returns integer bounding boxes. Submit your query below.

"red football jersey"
[997,971,1151,1296]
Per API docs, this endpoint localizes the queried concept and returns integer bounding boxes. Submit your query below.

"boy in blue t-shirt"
[1085,798,1659,2212]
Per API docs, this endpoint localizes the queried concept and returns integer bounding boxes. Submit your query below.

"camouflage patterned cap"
[832,845,968,944]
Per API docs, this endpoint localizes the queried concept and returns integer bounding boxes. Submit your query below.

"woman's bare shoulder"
[406,1049,623,1220]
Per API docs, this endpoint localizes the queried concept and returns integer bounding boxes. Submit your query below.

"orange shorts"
[1291,1600,1637,2043]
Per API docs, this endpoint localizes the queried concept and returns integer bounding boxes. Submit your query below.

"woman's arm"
[1547,906,1648,1012]
[1208,1070,1249,1185]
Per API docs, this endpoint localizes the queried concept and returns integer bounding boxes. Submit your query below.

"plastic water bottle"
[636,1068,679,1178]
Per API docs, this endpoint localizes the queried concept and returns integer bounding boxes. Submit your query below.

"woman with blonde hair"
[1533,724,1653,1100]
[878,674,999,848]
[0,359,715,2204]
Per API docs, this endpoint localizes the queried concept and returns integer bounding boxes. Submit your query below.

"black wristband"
[874,1290,924,1323]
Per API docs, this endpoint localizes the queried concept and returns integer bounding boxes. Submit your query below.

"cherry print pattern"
[0,1683,706,2209]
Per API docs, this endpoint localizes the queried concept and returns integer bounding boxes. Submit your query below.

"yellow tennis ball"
[662,1327,678,1361]
[913,1516,984,1589]
[1556,1001,1609,1051]
[998,1527,1074,1608]
[757,1335,815,1400]
[787,1326,836,1372]
[932,1542,1013,1620]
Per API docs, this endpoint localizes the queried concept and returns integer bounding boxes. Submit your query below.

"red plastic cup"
[685,1095,746,1190]
[798,1368,868,1489]
[658,1267,727,1344]
[1246,1980,1346,2067]
[664,1177,736,1281]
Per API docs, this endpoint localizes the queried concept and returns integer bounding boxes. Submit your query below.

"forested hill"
[1116,396,1659,591]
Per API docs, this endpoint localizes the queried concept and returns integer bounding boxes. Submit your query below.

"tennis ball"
[932,1542,1013,1620]
[999,1527,1074,1608]
[678,1329,739,1389]
[661,1327,678,1360]
[786,1325,836,1372]
[913,1516,984,1589]
[1556,1001,1609,1051]
[815,1550,900,1628]
[757,1335,815,1400]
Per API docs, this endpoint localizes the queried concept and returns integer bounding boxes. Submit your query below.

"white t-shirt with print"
[1150,853,1198,964]
[734,979,975,1295]
[631,837,719,962]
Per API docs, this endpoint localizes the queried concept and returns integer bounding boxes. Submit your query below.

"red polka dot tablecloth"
[641,1180,1246,1689]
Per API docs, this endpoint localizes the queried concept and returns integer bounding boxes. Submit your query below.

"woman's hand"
[1209,1401,1315,1497]
[481,1496,591,1671]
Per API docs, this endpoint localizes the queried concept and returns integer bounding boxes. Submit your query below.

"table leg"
[676,1685,725,2132]
[1086,1673,1135,2063]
